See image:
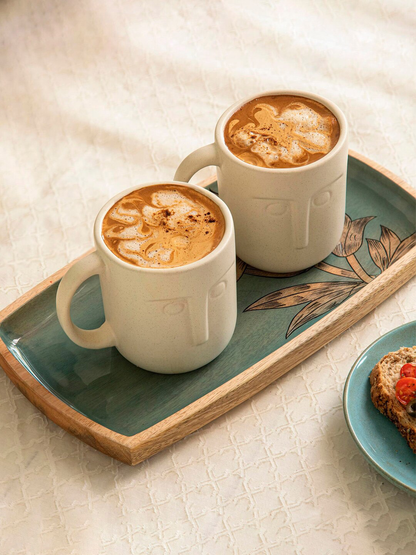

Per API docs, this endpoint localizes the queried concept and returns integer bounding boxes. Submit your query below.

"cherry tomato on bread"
[395,377,416,406]
[400,363,416,379]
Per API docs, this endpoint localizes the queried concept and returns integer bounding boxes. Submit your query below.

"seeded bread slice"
[369,346,416,454]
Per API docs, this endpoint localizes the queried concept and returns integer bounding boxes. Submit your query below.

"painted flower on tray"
[240,214,416,338]
[367,226,416,271]
[333,215,374,257]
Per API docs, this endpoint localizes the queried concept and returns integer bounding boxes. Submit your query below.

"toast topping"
[395,363,416,414]
[406,399,416,417]
[400,363,416,379]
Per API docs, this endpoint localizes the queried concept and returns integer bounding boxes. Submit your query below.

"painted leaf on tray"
[390,232,416,265]
[245,281,362,312]
[286,282,365,338]
[367,238,388,271]
[245,281,364,337]
[380,226,401,262]
[333,215,375,257]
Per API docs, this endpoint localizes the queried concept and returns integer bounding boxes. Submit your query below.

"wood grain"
[1,150,415,465]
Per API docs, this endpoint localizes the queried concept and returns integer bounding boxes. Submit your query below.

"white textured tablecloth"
[1,1,416,553]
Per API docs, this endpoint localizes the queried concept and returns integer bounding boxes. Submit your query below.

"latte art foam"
[224,95,340,169]
[102,185,225,268]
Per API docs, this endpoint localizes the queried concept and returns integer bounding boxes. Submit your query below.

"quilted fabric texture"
[1,0,415,553]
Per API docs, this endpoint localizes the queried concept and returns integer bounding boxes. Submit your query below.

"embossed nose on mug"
[174,91,349,273]
[56,183,237,374]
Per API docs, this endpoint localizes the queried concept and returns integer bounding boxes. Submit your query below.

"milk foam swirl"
[102,185,225,268]
[225,95,340,169]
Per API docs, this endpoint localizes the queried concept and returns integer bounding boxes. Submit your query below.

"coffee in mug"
[102,184,225,269]
[224,95,340,169]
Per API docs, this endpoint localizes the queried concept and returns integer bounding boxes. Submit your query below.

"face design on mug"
[147,262,235,346]
[254,173,344,249]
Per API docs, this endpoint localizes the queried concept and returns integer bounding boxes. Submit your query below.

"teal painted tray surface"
[344,322,416,497]
[1,155,415,437]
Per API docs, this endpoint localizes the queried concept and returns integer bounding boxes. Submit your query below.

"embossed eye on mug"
[174,90,348,273]
[56,182,237,374]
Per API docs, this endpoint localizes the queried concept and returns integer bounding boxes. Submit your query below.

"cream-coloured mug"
[56,182,237,374]
[174,90,348,273]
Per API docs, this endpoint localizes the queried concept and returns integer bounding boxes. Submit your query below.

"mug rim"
[94,181,234,274]
[215,89,348,173]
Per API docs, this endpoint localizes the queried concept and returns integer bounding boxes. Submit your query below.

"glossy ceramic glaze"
[344,321,416,497]
[0,156,415,437]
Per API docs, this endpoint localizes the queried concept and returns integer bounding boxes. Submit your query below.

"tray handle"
[56,252,115,349]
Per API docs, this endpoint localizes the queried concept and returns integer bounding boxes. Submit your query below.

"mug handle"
[174,143,220,182]
[56,252,116,349]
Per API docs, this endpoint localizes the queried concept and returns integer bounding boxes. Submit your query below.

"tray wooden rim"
[1,150,415,465]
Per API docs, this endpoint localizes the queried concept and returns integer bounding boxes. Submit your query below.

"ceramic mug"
[174,90,349,273]
[56,182,237,374]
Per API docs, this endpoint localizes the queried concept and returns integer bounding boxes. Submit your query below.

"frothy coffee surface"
[102,185,225,269]
[224,95,340,169]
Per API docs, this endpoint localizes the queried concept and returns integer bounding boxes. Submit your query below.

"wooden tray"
[1,151,415,465]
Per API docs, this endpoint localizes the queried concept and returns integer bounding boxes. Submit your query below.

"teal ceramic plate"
[343,322,416,496]
[1,152,415,464]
